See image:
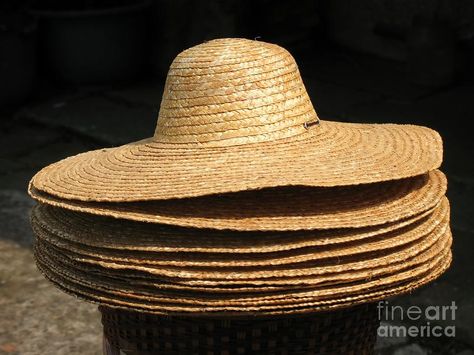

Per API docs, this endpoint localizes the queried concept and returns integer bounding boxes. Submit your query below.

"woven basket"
[100,304,379,355]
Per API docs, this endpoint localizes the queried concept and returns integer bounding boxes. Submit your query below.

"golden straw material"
[34,244,452,316]
[33,227,451,304]
[31,199,449,268]
[31,201,441,254]
[36,240,452,310]
[34,221,450,283]
[35,232,451,305]
[34,230,450,297]
[29,39,442,203]
[37,246,451,311]
[29,170,446,231]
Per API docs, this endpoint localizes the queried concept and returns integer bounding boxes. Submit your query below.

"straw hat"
[31,202,440,254]
[29,38,442,203]
[31,199,448,267]
[29,169,446,230]
[33,212,450,282]
[33,236,452,315]
[28,38,451,319]
[31,198,452,315]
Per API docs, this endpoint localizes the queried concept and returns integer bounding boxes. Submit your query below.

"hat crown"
[154,38,318,146]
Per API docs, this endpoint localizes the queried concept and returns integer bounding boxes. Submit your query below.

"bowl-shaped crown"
[154,38,318,146]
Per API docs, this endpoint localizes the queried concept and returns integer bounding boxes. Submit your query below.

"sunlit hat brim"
[31,198,449,268]
[30,120,442,202]
[34,217,449,282]
[31,202,441,254]
[30,170,446,231]
[34,235,452,315]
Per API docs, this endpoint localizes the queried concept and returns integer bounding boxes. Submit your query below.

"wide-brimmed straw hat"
[29,38,442,203]
[31,199,451,316]
[29,170,446,230]
[31,199,445,254]
[33,235,452,316]
[33,208,450,282]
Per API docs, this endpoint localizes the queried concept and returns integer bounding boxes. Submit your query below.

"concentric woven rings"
[29,170,446,231]
[31,198,449,268]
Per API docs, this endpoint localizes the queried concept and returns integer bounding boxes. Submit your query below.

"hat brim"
[34,238,451,315]
[35,231,449,305]
[38,235,449,295]
[31,202,439,254]
[35,219,449,281]
[29,170,446,231]
[31,198,449,268]
[30,120,442,202]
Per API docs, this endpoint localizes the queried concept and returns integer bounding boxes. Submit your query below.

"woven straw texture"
[31,198,448,267]
[99,304,379,355]
[31,196,452,316]
[31,202,439,254]
[29,38,442,202]
[33,244,452,316]
[28,170,446,231]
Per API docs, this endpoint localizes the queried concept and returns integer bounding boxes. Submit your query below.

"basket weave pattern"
[100,304,379,355]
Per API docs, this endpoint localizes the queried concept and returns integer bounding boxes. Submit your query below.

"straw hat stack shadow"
[28,38,451,317]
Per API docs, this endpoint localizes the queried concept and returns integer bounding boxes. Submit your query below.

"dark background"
[0,1,473,354]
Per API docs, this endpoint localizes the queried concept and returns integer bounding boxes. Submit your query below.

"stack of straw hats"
[29,38,451,317]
